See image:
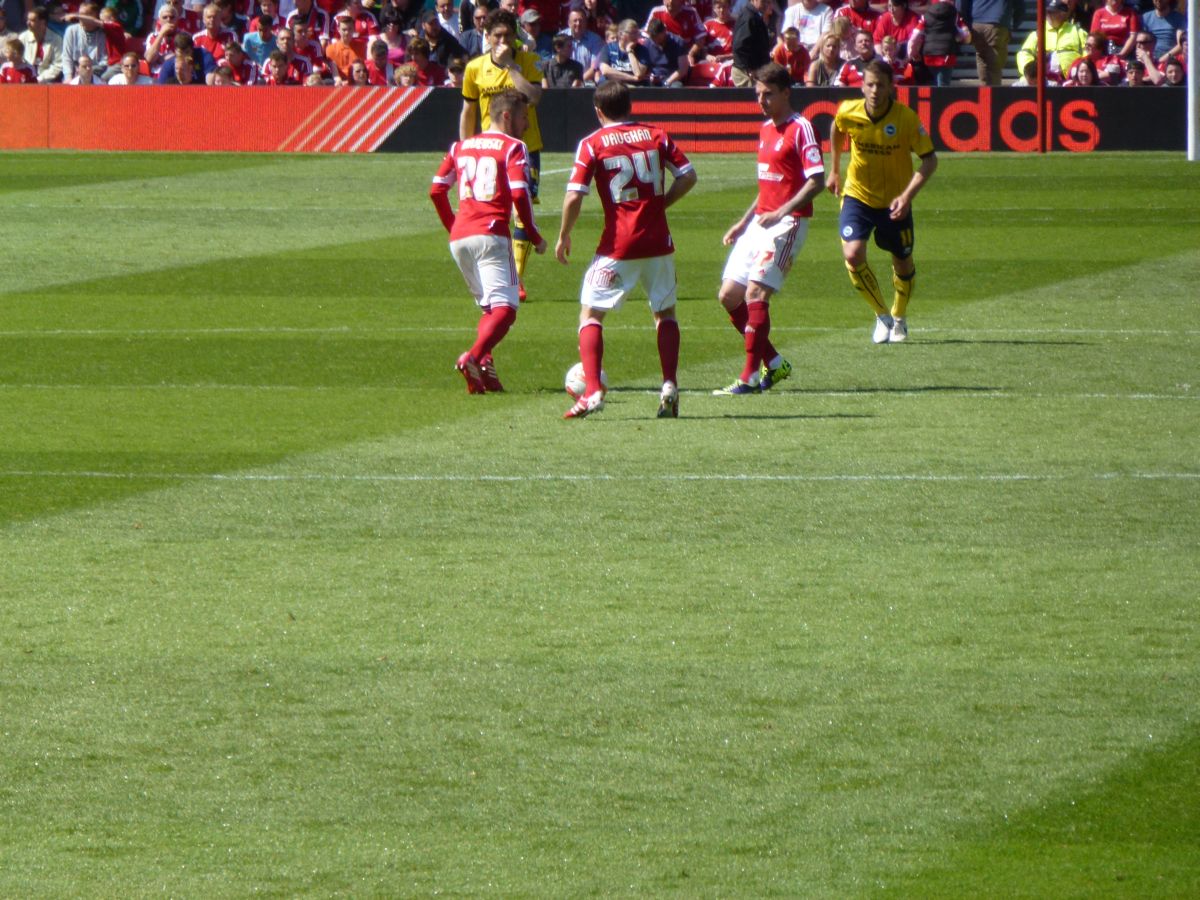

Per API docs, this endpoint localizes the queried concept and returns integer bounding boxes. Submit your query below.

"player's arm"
[889,151,937,221]
[429,153,458,233]
[556,189,585,264]
[493,44,543,104]
[757,170,825,227]
[722,198,758,246]
[663,167,697,209]
[827,121,845,197]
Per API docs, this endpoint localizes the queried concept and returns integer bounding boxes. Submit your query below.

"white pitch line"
[0,470,1196,484]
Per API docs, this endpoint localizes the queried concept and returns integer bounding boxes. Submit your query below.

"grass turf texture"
[1,150,1197,896]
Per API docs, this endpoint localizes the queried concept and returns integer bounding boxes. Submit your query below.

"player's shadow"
[794,385,1002,395]
[917,338,1091,347]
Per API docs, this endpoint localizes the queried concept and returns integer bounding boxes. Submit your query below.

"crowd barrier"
[0,85,1185,153]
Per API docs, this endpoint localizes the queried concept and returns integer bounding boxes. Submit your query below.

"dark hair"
[29,6,50,22]
[552,33,570,50]
[645,17,665,37]
[484,8,516,35]
[593,79,632,119]
[752,61,791,91]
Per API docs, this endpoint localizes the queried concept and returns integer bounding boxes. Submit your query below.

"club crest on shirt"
[805,146,822,165]
[884,123,897,137]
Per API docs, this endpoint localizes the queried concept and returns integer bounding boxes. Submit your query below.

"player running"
[828,58,938,344]
[555,80,698,420]
[430,89,547,394]
[714,62,825,396]
[460,9,545,303]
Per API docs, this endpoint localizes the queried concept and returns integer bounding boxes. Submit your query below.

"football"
[564,362,608,400]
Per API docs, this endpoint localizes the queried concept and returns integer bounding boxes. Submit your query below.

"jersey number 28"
[457,156,498,202]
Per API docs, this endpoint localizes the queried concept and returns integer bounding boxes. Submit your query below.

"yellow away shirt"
[462,50,544,153]
[834,98,934,209]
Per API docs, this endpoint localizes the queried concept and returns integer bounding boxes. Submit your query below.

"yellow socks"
[845,261,888,316]
[892,268,914,319]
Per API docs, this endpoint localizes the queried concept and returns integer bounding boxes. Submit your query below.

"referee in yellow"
[828,59,938,344]
[460,9,544,303]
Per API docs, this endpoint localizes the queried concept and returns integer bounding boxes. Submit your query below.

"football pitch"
[1,149,1198,896]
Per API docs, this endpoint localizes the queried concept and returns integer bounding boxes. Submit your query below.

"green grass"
[0,149,1197,896]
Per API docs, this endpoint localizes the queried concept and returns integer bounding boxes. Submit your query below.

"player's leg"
[756,218,807,390]
[565,255,627,418]
[511,150,540,302]
[876,210,916,343]
[467,236,521,388]
[714,223,770,394]
[449,236,492,393]
[839,197,892,343]
[645,256,680,418]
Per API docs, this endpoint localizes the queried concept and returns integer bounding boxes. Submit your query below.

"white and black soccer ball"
[564,362,608,400]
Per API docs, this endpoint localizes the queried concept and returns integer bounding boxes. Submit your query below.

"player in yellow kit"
[460,9,544,302]
[828,59,938,344]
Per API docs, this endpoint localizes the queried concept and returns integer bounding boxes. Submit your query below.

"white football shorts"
[449,234,520,309]
[580,254,678,313]
[721,216,809,293]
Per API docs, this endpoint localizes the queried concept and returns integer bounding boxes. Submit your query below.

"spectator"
[194,3,235,60]
[1015,0,1084,82]
[271,24,312,80]
[879,33,911,82]
[107,48,152,81]
[1160,53,1185,85]
[348,56,369,82]
[105,0,143,35]
[248,0,281,34]
[830,14,853,59]
[645,0,706,51]
[19,6,65,83]
[445,53,465,85]
[160,43,202,79]
[782,0,831,54]
[599,17,648,81]
[1,36,39,81]
[326,13,364,79]
[242,10,276,65]
[1090,0,1139,58]
[543,30,584,83]
[420,8,465,66]
[1124,56,1149,84]
[210,60,234,81]
[835,26,875,85]
[435,0,459,37]
[365,35,391,81]
[261,47,296,81]
[377,0,421,37]
[871,0,917,64]
[221,38,258,81]
[771,25,809,82]
[730,0,773,85]
[833,0,879,37]
[285,0,329,46]
[518,8,553,63]
[804,28,839,83]
[692,0,733,65]
[68,51,102,79]
[215,0,248,41]
[569,0,614,37]
[1087,29,1126,82]
[392,59,416,82]
[910,0,971,86]
[0,8,15,42]
[560,8,603,79]
[1062,54,1097,83]
[1140,0,1184,64]
[958,0,1023,86]
[61,0,108,80]
[144,4,180,74]
[406,35,445,83]
[642,15,688,83]
[459,4,487,56]
[378,11,407,63]
[339,0,381,43]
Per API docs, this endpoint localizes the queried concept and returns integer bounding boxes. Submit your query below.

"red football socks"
[656,318,679,384]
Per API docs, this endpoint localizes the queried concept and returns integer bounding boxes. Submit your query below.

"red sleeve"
[507,143,542,244]
[429,148,457,233]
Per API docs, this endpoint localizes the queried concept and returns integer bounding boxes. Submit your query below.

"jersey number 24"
[603,150,662,203]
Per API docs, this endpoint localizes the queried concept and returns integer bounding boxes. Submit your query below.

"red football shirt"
[646,4,707,45]
[755,114,824,218]
[0,62,38,83]
[431,131,540,243]
[1090,6,1140,48]
[702,17,733,56]
[567,121,694,260]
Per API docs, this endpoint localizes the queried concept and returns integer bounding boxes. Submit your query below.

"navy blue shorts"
[838,195,914,259]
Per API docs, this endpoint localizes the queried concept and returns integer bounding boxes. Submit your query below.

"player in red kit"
[555,80,698,420]
[714,62,824,395]
[430,89,547,395]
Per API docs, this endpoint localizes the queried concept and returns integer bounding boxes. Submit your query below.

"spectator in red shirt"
[1063,54,1098,83]
[1090,0,1139,58]
[222,38,259,82]
[834,0,880,37]
[406,36,446,84]
[771,26,810,83]
[872,0,918,63]
[835,27,876,86]
[261,48,296,82]
[365,36,392,82]
[194,3,236,60]
[1,37,39,82]
[645,0,706,52]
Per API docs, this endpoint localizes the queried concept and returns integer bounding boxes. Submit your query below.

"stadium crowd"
[0,0,1188,87]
